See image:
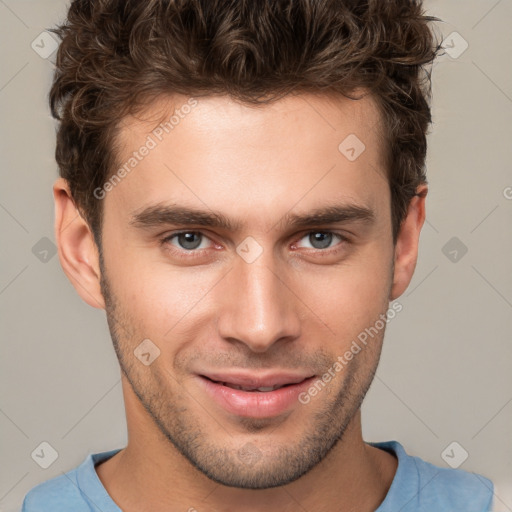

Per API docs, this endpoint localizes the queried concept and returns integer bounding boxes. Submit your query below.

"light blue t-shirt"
[21,440,494,511]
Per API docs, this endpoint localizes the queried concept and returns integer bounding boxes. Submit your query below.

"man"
[22,0,495,510]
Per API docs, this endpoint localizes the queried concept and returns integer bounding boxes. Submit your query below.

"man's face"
[99,92,395,488]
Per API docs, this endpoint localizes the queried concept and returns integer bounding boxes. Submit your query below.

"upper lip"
[199,371,315,388]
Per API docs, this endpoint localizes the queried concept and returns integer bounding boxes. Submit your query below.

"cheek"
[102,225,393,347]
[106,250,223,340]
[295,251,392,340]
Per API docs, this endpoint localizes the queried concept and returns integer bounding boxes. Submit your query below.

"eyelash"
[159,230,350,260]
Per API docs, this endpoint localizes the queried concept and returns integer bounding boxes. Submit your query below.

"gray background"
[1,0,511,510]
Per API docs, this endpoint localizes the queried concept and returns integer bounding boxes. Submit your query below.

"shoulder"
[370,440,494,512]
[410,450,494,509]
[21,449,122,512]
[21,470,87,511]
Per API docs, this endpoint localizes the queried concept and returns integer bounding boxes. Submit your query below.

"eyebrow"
[129,202,375,232]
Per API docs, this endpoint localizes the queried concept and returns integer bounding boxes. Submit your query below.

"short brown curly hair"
[49,0,443,247]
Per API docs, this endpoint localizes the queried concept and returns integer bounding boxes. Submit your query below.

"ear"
[389,184,428,301]
[53,178,105,309]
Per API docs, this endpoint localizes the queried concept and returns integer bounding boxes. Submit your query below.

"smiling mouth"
[201,376,306,392]
[197,374,317,418]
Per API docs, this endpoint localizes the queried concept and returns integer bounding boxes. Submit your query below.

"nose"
[216,250,302,353]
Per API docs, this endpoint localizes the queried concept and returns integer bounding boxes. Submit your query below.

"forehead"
[105,91,389,230]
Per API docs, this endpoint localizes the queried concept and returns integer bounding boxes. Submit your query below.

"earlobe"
[389,185,428,301]
[53,178,106,309]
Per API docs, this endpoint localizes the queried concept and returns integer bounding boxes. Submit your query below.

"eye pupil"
[178,232,202,250]
[309,232,332,249]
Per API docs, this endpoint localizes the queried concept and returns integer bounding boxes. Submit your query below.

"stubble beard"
[99,258,387,489]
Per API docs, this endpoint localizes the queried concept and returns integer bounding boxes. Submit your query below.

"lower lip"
[197,376,316,418]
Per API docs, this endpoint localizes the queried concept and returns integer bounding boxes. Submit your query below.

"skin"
[54,91,427,512]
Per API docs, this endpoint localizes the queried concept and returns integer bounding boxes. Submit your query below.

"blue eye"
[297,231,346,250]
[160,230,349,263]
[165,231,212,251]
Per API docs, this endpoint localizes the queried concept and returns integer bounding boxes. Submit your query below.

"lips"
[221,382,288,392]
[205,379,297,393]
[197,371,317,418]
[200,372,312,390]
